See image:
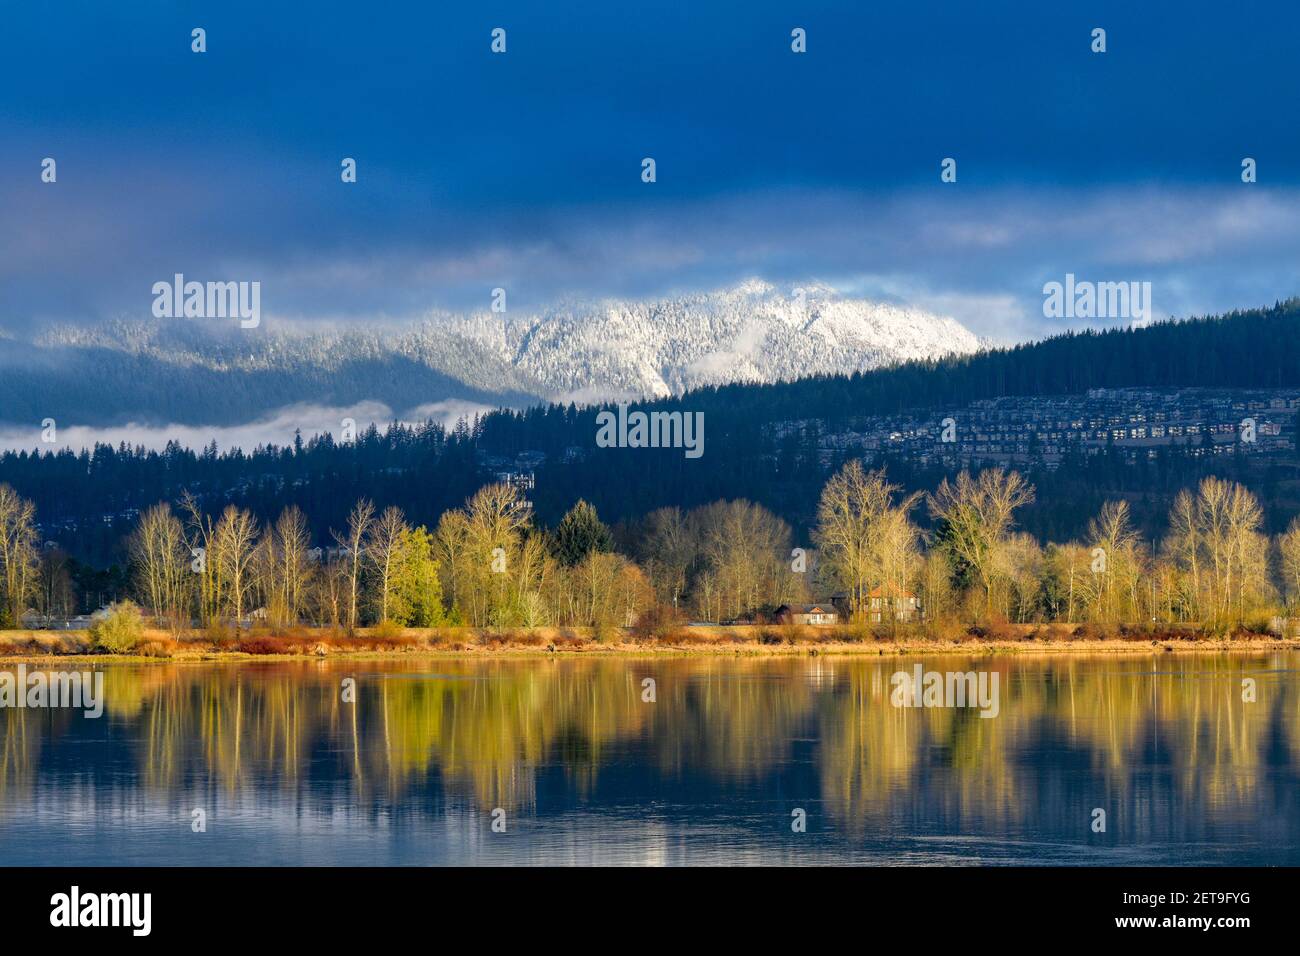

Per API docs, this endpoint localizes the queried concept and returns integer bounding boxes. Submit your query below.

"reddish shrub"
[237,637,289,655]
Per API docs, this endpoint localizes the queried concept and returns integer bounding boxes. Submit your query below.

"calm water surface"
[0,653,1296,865]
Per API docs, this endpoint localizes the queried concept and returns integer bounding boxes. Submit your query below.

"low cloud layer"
[0,400,495,454]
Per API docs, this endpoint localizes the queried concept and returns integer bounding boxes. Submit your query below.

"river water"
[0,653,1295,865]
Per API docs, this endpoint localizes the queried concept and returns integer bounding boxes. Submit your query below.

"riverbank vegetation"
[0,621,1295,661]
[0,459,1297,653]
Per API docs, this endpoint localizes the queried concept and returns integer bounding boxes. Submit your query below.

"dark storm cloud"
[2,0,1298,337]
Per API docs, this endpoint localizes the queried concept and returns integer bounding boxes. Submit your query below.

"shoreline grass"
[0,622,1296,663]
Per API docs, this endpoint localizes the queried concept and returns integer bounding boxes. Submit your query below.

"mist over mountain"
[0,281,980,435]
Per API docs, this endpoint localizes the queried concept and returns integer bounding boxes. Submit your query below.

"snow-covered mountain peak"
[13,281,982,427]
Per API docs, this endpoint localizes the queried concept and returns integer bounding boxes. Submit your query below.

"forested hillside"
[2,299,1299,573]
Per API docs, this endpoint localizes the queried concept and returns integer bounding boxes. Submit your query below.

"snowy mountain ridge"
[16,280,982,427]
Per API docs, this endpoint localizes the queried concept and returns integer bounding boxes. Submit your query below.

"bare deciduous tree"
[928,468,1034,618]
[333,499,375,633]
[0,484,39,627]
[214,505,259,624]
[816,462,921,620]
[366,505,410,624]
[129,502,191,633]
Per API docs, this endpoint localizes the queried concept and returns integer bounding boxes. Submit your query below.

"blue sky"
[2,0,1299,341]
